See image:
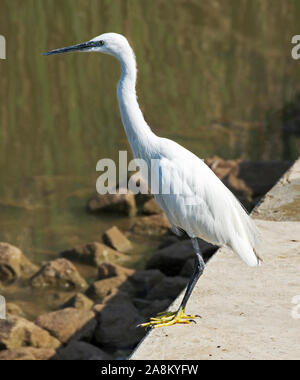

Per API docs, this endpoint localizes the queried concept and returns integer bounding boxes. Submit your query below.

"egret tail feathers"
[231,237,262,267]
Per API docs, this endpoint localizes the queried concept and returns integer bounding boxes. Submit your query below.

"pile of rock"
[0,234,216,360]
[0,243,38,284]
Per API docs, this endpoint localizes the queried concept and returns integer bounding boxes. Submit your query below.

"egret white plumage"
[44,33,261,328]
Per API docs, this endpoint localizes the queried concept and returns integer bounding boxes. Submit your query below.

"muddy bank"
[0,158,291,360]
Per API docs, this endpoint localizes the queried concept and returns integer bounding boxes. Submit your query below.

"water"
[0,0,299,263]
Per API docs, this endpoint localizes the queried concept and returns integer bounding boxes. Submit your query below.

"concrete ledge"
[253,159,300,221]
[131,159,300,360]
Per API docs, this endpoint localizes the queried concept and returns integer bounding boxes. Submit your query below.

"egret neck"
[116,47,155,161]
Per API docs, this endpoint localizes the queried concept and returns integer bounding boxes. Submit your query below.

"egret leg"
[178,238,205,312]
[139,238,205,328]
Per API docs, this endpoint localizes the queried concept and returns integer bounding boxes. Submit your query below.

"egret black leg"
[139,237,205,328]
[179,238,205,312]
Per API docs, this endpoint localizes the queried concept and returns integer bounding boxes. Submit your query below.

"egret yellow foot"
[139,308,200,329]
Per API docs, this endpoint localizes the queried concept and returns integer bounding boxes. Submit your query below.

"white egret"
[44,33,261,328]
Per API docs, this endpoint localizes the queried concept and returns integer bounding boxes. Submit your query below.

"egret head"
[43,33,132,60]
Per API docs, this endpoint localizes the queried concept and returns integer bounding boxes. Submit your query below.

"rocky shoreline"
[0,158,291,360]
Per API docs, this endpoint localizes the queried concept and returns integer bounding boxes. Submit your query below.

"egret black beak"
[43,41,96,56]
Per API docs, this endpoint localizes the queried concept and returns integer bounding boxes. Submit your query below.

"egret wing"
[152,138,260,266]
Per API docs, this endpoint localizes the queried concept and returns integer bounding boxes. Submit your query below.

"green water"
[0,0,299,263]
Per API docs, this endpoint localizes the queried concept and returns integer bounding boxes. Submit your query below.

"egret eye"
[98,40,104,47]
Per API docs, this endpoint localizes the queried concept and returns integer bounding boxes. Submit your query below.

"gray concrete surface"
[253,158,300,222]
[131,159,300,360]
